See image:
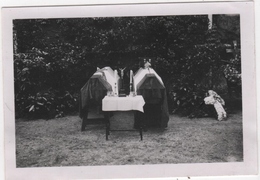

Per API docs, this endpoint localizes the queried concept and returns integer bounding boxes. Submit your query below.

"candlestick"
[115,83,117,96]
[114,70,118,95]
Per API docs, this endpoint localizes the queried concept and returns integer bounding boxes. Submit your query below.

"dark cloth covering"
[79,74,112,118]
[135,73,169,128]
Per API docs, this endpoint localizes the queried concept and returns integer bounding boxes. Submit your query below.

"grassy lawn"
[15,109,243,167]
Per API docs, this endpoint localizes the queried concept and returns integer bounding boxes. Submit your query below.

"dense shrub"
[13,16,241,119]
[14,49,79,118]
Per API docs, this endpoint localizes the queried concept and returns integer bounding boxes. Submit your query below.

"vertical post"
[104,112,110,140]
[140,127,143,141]
[81,110,88,131]
[106,127,109,140]
[137,111,144,141]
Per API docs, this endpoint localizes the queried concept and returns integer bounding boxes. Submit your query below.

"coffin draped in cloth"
[134,68,169,128]
[79,67,119,119]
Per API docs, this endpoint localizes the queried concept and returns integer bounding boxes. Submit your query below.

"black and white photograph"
[1,2,258,180]
[13,14,243,166]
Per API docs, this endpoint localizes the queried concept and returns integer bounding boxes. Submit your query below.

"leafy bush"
[154,26,232,116]
[13,16,241,119]
[14,49,79,119]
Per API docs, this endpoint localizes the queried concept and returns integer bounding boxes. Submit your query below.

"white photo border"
[2,2,257,179]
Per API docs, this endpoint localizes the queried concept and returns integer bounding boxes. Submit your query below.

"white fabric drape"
[102,95,145,112]
[133,68,164,93]
[95,67,120,94]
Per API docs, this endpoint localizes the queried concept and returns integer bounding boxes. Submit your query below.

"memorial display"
[80,63,169,133]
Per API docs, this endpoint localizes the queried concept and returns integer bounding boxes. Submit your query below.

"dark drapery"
[135,73,169,128]
[79,74,112,119]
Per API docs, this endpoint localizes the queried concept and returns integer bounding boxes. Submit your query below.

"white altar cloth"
[102,95,145,112]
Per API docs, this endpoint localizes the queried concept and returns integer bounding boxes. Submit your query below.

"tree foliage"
[13,15,241,119]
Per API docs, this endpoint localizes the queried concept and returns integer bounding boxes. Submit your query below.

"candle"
[114,70,118,79]
[130,70,133,83]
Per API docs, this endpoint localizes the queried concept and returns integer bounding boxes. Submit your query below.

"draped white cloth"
[95,67,120,95]
[133,68,164,93]
[102,95,145,112]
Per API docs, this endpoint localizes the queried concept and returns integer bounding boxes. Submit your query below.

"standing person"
[204,90,227,121]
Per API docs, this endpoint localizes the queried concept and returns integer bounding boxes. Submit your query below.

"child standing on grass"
[204,90,227,121]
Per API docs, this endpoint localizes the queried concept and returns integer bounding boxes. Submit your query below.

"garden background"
[13,15,241,119]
